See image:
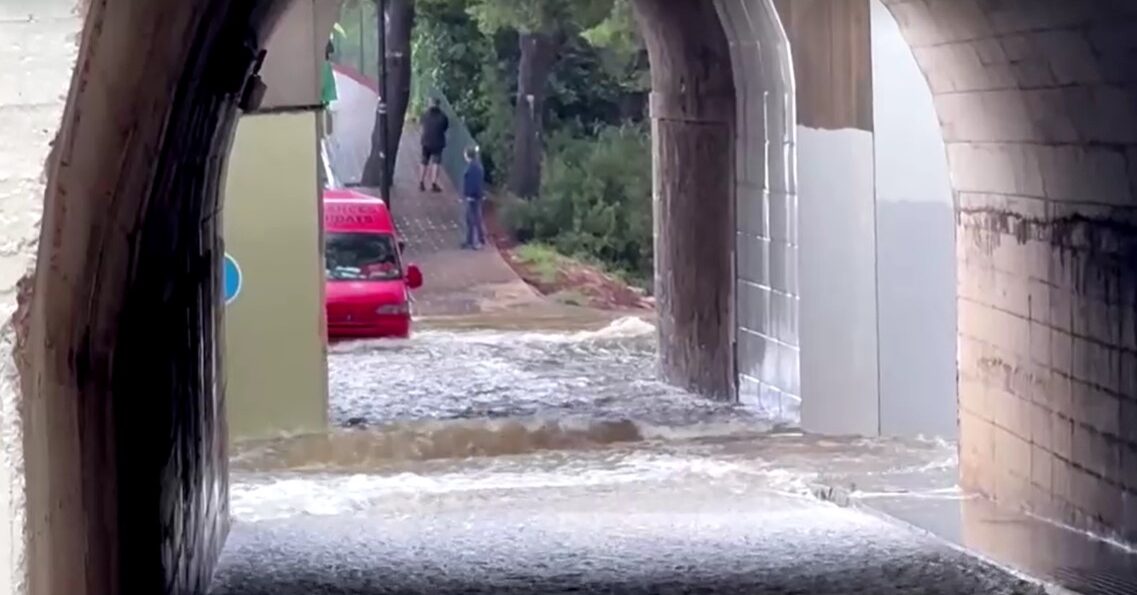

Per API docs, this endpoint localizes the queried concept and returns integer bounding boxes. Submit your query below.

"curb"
[810,482,1081,595]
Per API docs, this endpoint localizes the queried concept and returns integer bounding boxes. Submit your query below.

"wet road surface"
[213,484,1045,594]
[214,318,1053,594]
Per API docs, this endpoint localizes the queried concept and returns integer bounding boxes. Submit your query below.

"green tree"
[467,0,613,198]
[335,0,381,78]
[581,0,640,61]
[412,0,514,182]
[506,123,652,282]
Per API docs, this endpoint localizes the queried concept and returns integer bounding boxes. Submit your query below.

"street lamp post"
[376,0,392,206]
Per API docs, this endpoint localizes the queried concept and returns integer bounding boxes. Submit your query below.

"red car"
[323,189,423,339]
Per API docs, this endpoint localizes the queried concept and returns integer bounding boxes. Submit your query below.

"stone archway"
[4,0,290,592]
[2,2,1136,592]
[633,0,1137,543]
[883,0,1137,542]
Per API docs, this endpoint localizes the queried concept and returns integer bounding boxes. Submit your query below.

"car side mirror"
[405,264,423,290]
[398,239,407,253]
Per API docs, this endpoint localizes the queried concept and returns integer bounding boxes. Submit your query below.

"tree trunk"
[384,0,414,178]
[508,30,561,199]
[361,0,415,188]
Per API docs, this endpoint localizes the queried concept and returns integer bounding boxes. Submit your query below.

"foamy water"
[237,315,959,529]
[231,428,959,523]
[325,316,766,428]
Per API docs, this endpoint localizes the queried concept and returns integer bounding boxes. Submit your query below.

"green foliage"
[412,0,515,183]
[333,0,381,79]
[513,243,562,284]
[505,124,652,283]
[467,0,613,35]
[580,0,648,94]
[546,34,647,133]
[411,0,648,185]
[581,0,640,60]
[410,0,654,284]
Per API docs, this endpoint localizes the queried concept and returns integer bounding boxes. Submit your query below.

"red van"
[323,189,423,339]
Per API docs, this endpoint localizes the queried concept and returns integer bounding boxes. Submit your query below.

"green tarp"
[321,61,338,106]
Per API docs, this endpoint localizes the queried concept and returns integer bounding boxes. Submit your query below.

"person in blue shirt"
[461,146,487,250]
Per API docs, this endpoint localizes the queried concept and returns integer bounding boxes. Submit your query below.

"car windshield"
[325,232,402,281]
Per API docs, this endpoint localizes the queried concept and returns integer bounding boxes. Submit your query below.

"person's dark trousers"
[464,197,485,248]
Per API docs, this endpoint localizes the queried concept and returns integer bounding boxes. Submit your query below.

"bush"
[505,124,652,285]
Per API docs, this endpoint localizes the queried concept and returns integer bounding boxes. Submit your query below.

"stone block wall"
[882,0,1137,542]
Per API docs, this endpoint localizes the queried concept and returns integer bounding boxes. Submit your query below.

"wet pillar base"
[634,0,737,400]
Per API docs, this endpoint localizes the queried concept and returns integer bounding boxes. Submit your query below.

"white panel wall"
[798,0,957,438]
[799,127,881,436]
[870,0,957,439]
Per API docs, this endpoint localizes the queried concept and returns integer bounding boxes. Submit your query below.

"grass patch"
[513,243,563,285]
[553,290,589,307]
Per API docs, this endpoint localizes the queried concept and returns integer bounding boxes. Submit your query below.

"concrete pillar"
[223,0,342,442]
[3,1,291,593]
[632,0,737,400]
[776,0,882,436]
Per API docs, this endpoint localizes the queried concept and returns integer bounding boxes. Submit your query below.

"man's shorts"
[421,145,443,165]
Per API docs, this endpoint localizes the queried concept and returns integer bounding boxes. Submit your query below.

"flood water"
[216,316,1051,594]
[326,316,744,426]
[232,316,956,493]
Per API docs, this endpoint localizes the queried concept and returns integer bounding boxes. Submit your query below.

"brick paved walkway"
[360,128,541,317]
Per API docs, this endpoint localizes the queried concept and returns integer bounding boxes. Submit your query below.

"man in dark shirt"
[419,98,449,192]
[461,146,487,250]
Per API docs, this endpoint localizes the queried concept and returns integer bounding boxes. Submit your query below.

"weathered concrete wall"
[633,0,737,400]
[259,0,342,109]
[223,0,340,443]
[0,2,83,593]
[776,0,883,436]
[882,0,1137,542]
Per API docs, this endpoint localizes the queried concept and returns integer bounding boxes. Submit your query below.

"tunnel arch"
[714,0,799,420]
[629,0,798,414]
[879,0,1137,542]
[632,0,1137,542]
[3,0,1137,592]
[17,0,291,592]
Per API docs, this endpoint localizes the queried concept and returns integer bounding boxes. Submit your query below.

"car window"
[325,232,401,281]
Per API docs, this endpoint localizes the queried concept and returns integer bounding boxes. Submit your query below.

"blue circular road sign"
[223,253,242,305]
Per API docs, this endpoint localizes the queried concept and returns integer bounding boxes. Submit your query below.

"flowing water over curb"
[215,316,1079,595]
[235,315,961,521]
[326,316,762,427]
